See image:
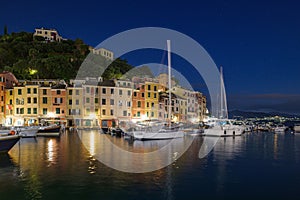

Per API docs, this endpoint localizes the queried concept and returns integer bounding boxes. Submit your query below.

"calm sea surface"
[1,131,300,200]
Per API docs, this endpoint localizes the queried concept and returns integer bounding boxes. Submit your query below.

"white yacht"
[274,124,287,133]
[132,40,184,140]
[204,119,244,137]
[204,67,244,137]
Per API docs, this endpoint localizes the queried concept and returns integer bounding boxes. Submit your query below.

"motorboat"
[37,124,61,137]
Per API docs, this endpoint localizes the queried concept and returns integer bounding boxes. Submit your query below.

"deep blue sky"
[1,0,300,114]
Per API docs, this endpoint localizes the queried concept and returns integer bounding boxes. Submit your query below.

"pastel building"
[0,72,18,125]
[114,80,133,122]
[66,82,84,127]
[92,48,114,60]
[98,80,117,128]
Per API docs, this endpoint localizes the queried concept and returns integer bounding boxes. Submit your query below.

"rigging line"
[158,45,167,75]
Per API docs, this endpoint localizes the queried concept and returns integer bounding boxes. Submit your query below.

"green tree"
[4,25,8,35]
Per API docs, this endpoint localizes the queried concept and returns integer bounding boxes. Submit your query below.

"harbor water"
[1,131,300,200]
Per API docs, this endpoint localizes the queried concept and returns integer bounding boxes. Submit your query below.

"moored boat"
[37,124,61,137]
[294,124,300,133]
[0,133,20,152]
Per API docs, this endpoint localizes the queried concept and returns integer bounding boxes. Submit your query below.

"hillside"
[0,30,140,81]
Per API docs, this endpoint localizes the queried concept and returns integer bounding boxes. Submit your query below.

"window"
[95,98,99,104]
[148,85,151,90]
[127,101,131,107]
[43,108,47,115]
[123,111,127,116]
[57,90,61,95]
[110,99,114,105]
[134,92,137,97]
[33,97,37,104]
[151,112,154,117]
[27,97,31,104]
[55,98,62,104]
[154,86,157,91]
[137,101,141,108]
[95,88,99,94]
[33,88,37,94]
[102,88,106,94]
[148,92,150,98]
[102,99,106,105]
[76,99,79,105]
[110,109,114,116]
[10,90,12,95]
[27,108,31,114]
[18,89,22,95]
[147,102,149,108]
[137,111,140,117]
[86,108,90,115]
[20,108,24,114]
[154,93,157,98]
[27,88,31,94]
[56,108,60,114]
[33,108,37,114]
[43,89,47,95]
[43,97,47,104]
[142,93,144,98]
[9,99,12,104]
[76,90,79,95]
[151,102,154,108]
[69,90,72,95]
[102,109,106,115]
[86,98,90,103]
[86,87,90,93]
[118,100,122,106]
[111,88,114,94]
[127,90,131,96]
[69,99,72,105]
[119,90,122,95]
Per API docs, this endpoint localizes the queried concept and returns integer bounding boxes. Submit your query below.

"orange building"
[0,72,18,125]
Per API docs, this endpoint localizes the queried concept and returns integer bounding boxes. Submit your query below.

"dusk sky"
[1,0,300,114]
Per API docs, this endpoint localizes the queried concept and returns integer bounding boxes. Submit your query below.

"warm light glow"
[141,114,148,120]
[89,113,96,119]
[48,139,54,162]
[48,112,55,118]
[29,69,38,75]
[90,133,95,156]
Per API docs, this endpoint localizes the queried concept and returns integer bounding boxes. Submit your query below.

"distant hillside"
[228,110,300,119]
[0,30,137,81]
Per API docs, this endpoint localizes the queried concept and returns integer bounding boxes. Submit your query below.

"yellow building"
[5,88,14,126]
[66,84,84,127]
[38,83,52,124]
[144,81,160,119]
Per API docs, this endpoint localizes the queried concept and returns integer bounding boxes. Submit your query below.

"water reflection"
[79,130,194,173]
[0,131,299,200]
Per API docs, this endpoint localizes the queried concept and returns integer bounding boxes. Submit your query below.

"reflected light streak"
[47,139,54,162]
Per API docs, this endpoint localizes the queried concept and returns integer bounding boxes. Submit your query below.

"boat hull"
[133,130,184,140]
[37,126,61,137]
[0,135,20,152]
[294,126,300,133]
[204,127,243,137]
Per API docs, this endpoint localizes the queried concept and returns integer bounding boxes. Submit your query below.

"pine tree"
[4,25,8,35]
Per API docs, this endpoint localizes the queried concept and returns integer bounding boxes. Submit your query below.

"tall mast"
[220,66,223,119]
[167,40,172,126]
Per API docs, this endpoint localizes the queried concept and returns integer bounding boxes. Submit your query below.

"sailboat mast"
[220,66,223,119]
[167,40,172,126]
